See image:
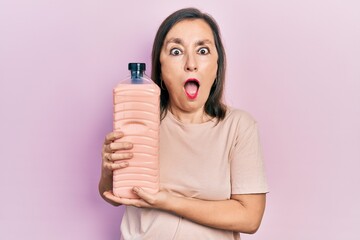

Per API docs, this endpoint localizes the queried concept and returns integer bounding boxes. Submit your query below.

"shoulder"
[223,107,257,128]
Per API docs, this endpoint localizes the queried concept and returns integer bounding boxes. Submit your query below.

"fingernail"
[126,143,133,148]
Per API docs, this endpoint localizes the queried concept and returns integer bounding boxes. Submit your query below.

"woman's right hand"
[101,131,133,177]
[99,131,133,205]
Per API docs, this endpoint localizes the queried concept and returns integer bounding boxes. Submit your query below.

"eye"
[198,47,210,55]
[170,48,182,56]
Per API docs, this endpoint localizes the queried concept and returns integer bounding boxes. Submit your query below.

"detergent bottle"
[113,63,160,198]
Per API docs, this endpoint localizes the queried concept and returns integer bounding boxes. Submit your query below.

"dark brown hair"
[151,8,227,121]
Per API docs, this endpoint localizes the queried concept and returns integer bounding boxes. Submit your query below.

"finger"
[132,187,155,205]
[103,191,124,204]
[104,142,133,153]
[110,152,133,161]
[104,152,133,162]
[105,161,129,171]
[104,131,124,145]
[103,152,113,161]
[103,191,151,208]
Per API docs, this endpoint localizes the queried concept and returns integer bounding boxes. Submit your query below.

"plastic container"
[112,63,160,198]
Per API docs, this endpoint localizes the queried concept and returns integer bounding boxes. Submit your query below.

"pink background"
[1,0,359,239]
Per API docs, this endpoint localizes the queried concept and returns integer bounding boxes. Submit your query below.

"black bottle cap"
[128,63,146,71]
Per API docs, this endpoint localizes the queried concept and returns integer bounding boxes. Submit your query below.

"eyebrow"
[195,39,213,46]
[164,38,213,47]
[165,38,183,45]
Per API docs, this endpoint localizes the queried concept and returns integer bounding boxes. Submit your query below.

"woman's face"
[160,19,218,113]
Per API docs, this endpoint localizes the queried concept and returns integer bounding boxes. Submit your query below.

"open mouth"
[184,78,200,100]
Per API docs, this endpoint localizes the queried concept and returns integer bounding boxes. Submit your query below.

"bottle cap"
[128,63,146,71]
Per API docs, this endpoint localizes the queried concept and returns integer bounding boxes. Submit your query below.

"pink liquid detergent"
[113,63,160,198]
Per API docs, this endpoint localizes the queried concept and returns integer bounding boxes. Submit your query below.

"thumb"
[133,187,155,205]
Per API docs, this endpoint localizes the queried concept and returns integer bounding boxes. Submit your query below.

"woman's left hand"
[103,188,173,210]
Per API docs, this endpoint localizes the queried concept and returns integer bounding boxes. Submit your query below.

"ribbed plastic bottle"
[113,63,160,198]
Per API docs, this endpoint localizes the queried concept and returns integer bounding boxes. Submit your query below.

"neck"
[168,106,211,124]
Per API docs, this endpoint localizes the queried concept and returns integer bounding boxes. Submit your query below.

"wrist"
[99,171,113,192]
[164,193,183,213]
[101,168,113,179]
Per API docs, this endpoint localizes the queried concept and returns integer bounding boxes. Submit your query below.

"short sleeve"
[230,118,269,194]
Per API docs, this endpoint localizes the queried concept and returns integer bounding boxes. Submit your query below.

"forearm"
[166,195,265,233]
[98,171,120,206]
[102,185,266,232]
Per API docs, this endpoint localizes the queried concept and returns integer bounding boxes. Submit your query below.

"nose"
[184,53,198,72]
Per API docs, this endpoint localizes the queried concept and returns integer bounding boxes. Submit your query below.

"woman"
[99,7,268,240]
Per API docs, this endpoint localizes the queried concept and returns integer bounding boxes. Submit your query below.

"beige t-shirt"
[120,108,269,240]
